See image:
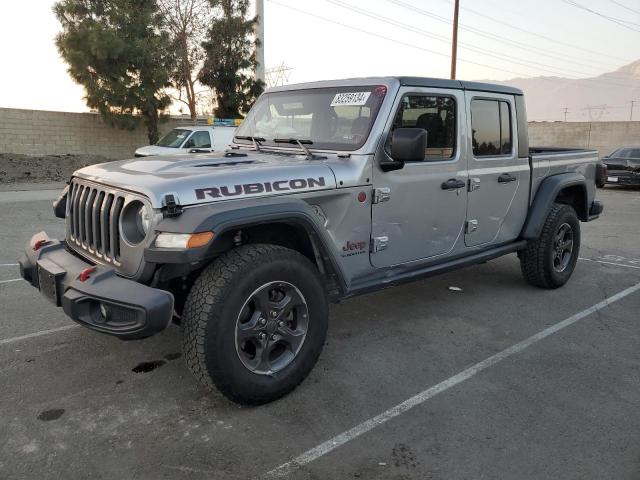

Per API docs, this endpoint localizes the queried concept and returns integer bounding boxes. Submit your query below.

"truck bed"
[528,147,599,205]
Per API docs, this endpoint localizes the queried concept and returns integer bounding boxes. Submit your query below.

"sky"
[0,0,638,113]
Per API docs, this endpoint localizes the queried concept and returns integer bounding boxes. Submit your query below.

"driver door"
[370,87,469,268]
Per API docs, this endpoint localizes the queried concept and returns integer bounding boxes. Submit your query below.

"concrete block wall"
[2,107,639,160]
[0,108,183,160]
[529,121,640,157]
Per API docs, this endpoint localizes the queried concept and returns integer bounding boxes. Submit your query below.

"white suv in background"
[134,125,236,157]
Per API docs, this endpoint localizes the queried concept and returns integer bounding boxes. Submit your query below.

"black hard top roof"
[397,77,523,95]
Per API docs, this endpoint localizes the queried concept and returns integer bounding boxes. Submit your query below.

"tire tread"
[520,203,578,289]
[181,244,326,404]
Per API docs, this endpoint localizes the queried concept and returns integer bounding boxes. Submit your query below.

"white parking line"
[579,257,640,270]
[0,263,18,267]
[264,281,640,479]
[0,278,22,285]
[0,324,79,346]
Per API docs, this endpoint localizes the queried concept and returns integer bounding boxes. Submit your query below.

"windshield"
[610,148,640,159]
[156,129,190,148]
[235,85,387,151]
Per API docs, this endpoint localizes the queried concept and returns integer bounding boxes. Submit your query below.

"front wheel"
[181,244,328,405]
[519,203,581,289]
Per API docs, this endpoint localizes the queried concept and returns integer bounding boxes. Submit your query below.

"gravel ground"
[0,153,109,184]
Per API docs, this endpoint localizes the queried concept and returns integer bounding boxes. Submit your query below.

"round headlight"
[137,204,151,235]
[120,200,152,246]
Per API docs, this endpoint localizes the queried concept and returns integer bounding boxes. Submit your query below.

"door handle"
[498,173,517,183]
[441,178,466,190]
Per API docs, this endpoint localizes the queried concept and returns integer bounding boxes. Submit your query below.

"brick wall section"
[528,121,640,157]
[2,107,640,160]
[0,108,183,160]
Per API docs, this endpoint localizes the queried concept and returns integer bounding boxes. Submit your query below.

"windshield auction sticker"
[330,91,371,107]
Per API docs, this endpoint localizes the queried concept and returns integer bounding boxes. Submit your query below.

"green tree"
[199,0,264,119]
[54,0,174,143]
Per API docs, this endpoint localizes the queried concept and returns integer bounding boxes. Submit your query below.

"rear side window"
[471,99,513,157]
[391,95,456,160]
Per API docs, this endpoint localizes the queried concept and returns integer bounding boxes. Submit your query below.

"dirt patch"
[0,153,111,184]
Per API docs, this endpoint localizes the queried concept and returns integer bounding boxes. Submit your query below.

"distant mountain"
[480,60,640,122]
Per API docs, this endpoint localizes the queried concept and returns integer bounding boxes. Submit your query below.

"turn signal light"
[155,231,214,249]
[186,232,215,248]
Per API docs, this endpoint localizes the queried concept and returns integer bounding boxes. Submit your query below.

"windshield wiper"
[273,138,325,160]
[234,135,265,151]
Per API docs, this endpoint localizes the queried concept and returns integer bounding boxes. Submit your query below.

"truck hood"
[604,157,640,172]
[73,151,338,208]
[134,145,183,157]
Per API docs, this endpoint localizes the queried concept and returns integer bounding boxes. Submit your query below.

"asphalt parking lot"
[1,184,639,480]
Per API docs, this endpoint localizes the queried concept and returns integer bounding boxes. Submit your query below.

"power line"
[443,0,632,65]
[265,62,293,87]
[269,0,638,91]
[605,0,640,16]
[387,0,633,77]
[326,0,612,79]
[559,0,640,32]
[267,0,550,79]
[381,0,638,88]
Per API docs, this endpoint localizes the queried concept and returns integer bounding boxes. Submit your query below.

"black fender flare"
[521,172,588,240]
[147,197,348,295]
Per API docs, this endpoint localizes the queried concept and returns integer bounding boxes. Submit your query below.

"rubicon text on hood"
[195,177,327,199]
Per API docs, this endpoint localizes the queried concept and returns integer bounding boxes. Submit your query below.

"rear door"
[464,93,529,247]
[370,87,469,268]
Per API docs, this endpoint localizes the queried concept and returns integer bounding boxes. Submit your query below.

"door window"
[185,131,211,148]
[390,95,456,160]
[471,99,513,157]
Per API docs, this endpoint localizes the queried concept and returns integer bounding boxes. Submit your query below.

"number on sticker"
[330,92,371,107]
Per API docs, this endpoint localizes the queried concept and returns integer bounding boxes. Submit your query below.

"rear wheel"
[520,203,581,289]
[182,244,328,405]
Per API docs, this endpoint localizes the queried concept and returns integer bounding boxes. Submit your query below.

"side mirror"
[389,128,427,164]
[183,140,195,148]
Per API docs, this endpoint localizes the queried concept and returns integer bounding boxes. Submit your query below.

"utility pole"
[562,107,568,122]
[450,0,459,79]
[255,0,265,84]
[630,100,637,121]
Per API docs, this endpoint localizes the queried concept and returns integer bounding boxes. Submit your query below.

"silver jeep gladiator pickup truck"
[20,77,603,405]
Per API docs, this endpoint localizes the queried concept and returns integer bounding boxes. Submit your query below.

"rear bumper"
[19,232,174,340]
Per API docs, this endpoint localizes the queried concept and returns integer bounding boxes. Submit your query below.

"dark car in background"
[599,147,640,187]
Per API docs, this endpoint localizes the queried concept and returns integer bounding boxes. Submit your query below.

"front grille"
[67,179,125,264]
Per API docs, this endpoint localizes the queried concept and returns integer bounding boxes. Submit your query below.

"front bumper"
[19,232,174,340]
[604,170,640,186]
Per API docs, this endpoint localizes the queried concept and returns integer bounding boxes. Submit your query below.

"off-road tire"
[520,203,581,289]
[182,244,328,405]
